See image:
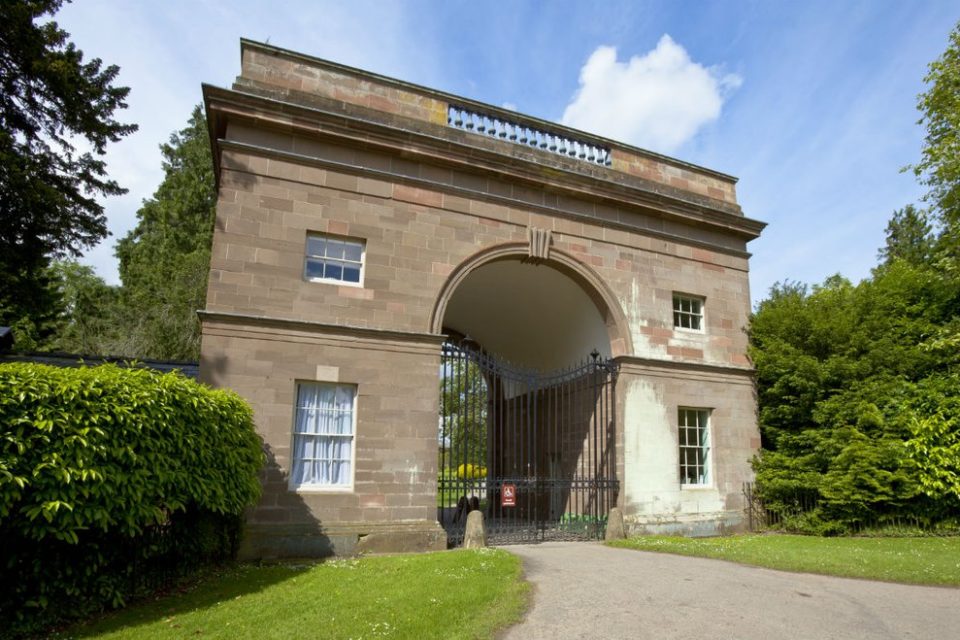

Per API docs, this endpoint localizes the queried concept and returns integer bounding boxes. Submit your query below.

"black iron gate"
[438,341,619,546]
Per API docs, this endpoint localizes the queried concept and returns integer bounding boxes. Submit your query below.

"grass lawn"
[608,535,960,587]
[65,549,528,639]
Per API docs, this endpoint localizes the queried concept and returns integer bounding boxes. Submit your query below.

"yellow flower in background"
[456,463,487,479]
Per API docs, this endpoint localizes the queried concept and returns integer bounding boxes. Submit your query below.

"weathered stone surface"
[624,512,746,538]
[604,507,626,541]
[355,524,447,555]
[238,521,447,560]
[462,511,487,549]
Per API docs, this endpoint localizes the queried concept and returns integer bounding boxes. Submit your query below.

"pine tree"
[0,0,136,346]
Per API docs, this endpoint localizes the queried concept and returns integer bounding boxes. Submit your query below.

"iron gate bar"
[438,341,619,547]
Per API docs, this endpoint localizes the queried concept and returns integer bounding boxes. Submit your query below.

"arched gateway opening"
[433,249,625,545]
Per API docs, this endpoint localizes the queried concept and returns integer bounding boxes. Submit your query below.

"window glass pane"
[319,410,343,434]
[326,240,345,259]
[305,258,325,279]
[306,236,326,257]
[343,242,363,262]
[343,266,361,283]
[673,295,704,330]
[335,384,355,409]
[335,412,351,435]
[325,262,343,280]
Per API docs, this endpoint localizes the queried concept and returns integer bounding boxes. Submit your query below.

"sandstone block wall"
[200,39,764,554]
[208,138,753,371]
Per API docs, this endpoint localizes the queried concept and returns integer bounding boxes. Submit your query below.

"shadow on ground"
[68,561,311,638]
[68,443,328,638]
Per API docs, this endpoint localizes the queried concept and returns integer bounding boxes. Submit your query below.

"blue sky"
[56,0,959,305]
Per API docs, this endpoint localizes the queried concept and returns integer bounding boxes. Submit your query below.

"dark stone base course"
[240,520,447,559]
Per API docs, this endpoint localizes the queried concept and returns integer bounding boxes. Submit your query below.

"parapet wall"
[237,39,740,208]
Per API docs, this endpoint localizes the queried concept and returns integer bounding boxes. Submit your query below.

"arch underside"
[431,244,632,368]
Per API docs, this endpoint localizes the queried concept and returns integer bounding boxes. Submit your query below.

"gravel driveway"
[502,541,959,640]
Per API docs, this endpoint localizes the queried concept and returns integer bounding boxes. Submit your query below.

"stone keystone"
[463,510,487,548]
[604,507,626,541]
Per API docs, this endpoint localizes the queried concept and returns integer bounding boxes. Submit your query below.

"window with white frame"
[673,294,704,331]
[678,408,710,485]
[304,234,364,285]
[291,382,356,488]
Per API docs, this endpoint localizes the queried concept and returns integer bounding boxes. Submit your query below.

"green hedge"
[0,363,264,637]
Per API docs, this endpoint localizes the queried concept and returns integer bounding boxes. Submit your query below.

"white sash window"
[291,383,356,489]
[679,408,710,486]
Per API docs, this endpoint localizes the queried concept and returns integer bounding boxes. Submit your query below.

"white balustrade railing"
[447,105,612,167]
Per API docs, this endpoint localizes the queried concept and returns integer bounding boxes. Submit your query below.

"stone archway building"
[199,39,766,557]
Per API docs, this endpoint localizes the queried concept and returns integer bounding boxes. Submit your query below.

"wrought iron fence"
[438,342,619,546]
[440,476,618,546]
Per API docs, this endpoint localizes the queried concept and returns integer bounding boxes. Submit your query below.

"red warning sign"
[501,483,517,507]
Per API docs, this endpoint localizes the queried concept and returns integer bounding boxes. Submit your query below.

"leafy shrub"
[0,363,264,637]
[456,463,487,479]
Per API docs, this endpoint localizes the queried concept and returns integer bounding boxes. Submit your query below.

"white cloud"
[561,35,742,154]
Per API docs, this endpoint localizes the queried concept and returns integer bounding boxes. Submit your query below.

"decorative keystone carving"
[528,227,551,261]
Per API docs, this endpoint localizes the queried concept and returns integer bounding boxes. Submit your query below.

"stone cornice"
[615,354,755,380]
[198,310,447,346]
[203,84,766,244]
[200,311,756,379]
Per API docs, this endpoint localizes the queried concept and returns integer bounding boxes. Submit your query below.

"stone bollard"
[463,510,487,549]
[604,507,626,541]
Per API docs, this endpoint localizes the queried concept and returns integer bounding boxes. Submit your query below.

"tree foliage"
[913,22,960,238]
[47,260,122,355]
[0,362,263,635]
[878,205,934,266]
[751,265,960,530]
[752,22,960,531]
[440,357,489,471]
[26,108,217,360]
[0,0,136,344]
[113,106,216,360]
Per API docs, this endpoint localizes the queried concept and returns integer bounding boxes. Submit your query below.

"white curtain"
[293,384,355,486]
